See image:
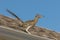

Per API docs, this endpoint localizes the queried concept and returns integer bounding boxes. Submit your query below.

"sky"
[0,0,60,32]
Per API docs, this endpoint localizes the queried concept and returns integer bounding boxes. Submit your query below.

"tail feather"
[6,9,23,23]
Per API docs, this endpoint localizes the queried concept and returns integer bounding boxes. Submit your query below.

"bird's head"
[35,14,44,18]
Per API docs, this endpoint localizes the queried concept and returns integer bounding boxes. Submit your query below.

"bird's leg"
[26,25,32,35]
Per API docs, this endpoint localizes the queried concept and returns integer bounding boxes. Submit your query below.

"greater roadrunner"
[6,9,43,34]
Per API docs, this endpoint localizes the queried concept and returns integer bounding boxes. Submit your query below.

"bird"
[6,9,43,34]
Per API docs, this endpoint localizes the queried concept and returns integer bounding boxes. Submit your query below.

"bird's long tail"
[6,9,23,23]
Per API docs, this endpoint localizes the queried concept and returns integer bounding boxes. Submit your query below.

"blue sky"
[0,0,60,32]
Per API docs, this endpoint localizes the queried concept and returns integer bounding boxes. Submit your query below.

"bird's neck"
[33,17,39,25]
